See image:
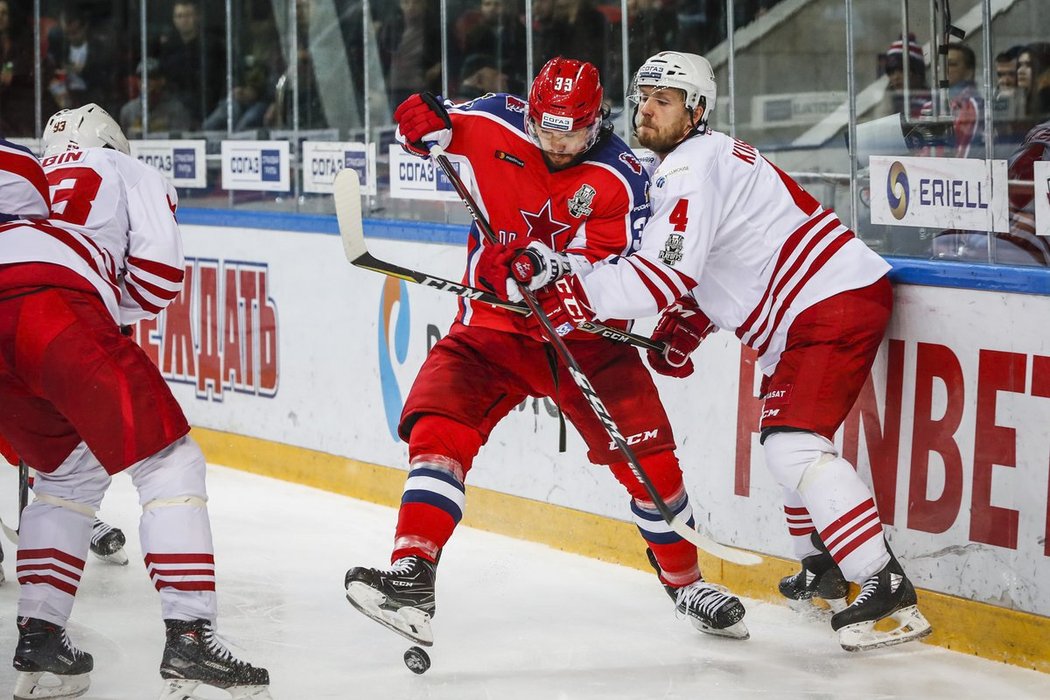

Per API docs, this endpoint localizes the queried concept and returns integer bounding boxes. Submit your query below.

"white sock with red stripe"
[765,431,890,583]
[130,436,218,621]
[781,489,820,560]
[16,499,90,626]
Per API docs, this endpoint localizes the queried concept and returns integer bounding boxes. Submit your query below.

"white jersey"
[0,148,183,325]
[581,129,890,373]
[0,139,50,219]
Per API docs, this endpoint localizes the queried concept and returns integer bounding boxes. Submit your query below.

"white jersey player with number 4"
[499,52,931,652]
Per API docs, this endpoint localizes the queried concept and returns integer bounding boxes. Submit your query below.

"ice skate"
[12,617,93,700]
[344,556,436,646]
[831,554,932,652]
[89,518,129,565]
[647,548,748,640]
[158,618,271,699]
[779,533,849,616]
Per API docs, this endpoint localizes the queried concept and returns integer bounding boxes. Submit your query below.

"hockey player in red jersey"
[483,52,932,652]
[0,105,270,699]
[344,57,749,648]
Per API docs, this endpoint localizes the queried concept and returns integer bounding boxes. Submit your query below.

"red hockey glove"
[646,295,715,378]
[393,92,452,156]
[475,237,534,300]
[531,275,596,341]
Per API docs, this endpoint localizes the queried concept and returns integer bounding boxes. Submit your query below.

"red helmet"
[527,57,603,135]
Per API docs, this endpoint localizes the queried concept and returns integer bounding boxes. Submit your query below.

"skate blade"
[691,618,750,640]
[93,548,129,566]
[786,596,847,619]
[14,670,90,699]
[159,679,273,700]
[346,582,434,647]
[838,605,933,652]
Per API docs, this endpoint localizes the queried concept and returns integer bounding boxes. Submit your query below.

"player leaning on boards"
[482,52,932,652]
[0,145,129,572]
[0,104,270,699]
[345,57,750,654]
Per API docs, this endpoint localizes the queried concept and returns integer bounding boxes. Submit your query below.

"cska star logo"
[568,184,596,218]
[520,199,571,245]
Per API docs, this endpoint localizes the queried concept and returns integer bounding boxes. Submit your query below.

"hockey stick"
[424,146,761,567]
[333,169,665,353]
[2,461,30,544]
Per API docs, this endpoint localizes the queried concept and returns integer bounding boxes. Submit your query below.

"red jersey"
[439,94,650,338]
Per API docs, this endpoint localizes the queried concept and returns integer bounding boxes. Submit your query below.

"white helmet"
[630,51,717,126]
[42,103,131,158]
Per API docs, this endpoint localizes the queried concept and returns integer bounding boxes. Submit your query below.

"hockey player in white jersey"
[0,105,270,699]
[0,138,129,573]
[483,52,932,652]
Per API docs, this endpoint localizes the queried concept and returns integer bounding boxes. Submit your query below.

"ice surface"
[1,463,1047,699]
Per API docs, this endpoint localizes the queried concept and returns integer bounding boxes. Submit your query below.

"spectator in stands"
[158,0,224,129]
[1017,43,1050,125]
[920,42,983,158]
[627,0,678,71]
[453,53,508,102]
[157,0,223,129]
[873,33,929,120]
[46,4,119,114]
[0,0,35,136]
[202,59,272,132]
[118,58,194,137]
[455,0,527,95]
[675,0,724,55]
[378,0,443,109]
[1000,118,1050,266]
[264,0,327,130]
[992,45,1026,151]
[535,0,609,76]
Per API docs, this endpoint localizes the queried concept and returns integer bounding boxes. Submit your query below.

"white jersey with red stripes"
[0,138,50,220]
[0,147,183,325]
[581,129,890,373]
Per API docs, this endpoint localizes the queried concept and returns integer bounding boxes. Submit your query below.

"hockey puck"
[403,646,431,674]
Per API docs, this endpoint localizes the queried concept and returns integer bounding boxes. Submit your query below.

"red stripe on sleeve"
[128,256,185,283]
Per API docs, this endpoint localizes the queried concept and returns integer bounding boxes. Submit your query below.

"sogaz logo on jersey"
[378,277,411,440]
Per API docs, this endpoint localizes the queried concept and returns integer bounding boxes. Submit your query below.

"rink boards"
[130,215,1050,672]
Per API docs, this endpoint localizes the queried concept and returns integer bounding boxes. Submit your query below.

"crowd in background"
[0,0,784,139]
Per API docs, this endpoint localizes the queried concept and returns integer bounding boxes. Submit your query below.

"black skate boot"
[830,552,932,651]
[12,616,93,700]
[89,518,128,565]
[779,533,850,615]
[345,556,437,646]
[646,548,749,640]
[159,618,271,699]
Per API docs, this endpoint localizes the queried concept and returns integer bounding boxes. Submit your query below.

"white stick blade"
[333,167,365,263]
[670,519,763,566]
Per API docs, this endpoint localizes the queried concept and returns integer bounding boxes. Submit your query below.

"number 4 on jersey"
[669,198,689,232]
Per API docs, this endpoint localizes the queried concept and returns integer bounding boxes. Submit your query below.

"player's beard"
[636,117,692,156]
